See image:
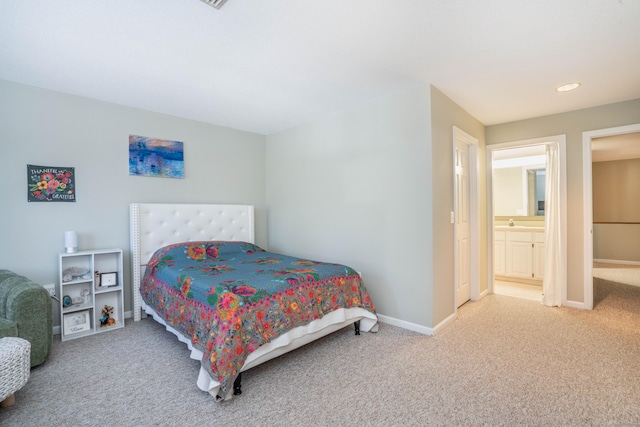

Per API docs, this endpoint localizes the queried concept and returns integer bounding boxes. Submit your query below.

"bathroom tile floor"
[495,262,640,303]
[494,280,542,301]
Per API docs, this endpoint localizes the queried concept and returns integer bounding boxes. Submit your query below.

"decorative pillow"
[178,241,264,261]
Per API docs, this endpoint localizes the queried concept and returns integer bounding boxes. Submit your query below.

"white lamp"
[64,231,78,253]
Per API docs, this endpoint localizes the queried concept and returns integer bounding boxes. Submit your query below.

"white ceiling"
[1,0,639,135]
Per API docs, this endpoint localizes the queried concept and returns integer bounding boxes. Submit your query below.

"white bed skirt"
[142,301,378,400]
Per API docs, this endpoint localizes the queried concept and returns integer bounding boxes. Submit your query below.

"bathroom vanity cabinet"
[495,227,545,282]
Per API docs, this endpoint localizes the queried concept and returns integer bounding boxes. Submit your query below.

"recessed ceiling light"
[556,82,581,92]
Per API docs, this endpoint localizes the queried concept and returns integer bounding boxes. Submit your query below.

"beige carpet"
[593,261,640,288]
[2,279,639,426]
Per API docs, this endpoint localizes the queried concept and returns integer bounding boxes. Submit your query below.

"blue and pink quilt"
[140,241,376,398]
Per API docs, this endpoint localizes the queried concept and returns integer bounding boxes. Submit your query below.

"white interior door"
[455,137,471,307]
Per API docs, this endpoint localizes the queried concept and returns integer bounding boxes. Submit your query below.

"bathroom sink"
[495,225,544,231]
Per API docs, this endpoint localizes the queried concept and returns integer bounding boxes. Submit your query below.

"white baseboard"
[55,310,440,337]
[594,258,640,266]
[433,311,457,334]
[126,309,437,337]
[376,314,434,336]
[564,300,587,310]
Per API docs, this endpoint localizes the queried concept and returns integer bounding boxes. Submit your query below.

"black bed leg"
[233,372,243,396]
[354,320,361,335]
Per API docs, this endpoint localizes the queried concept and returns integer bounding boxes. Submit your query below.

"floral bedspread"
[140,241,376,398]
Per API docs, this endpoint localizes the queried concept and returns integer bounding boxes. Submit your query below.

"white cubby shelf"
[58,249,124,341]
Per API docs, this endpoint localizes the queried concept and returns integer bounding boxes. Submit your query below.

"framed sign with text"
[27,164,76,202]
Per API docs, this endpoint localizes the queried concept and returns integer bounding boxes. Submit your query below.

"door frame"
[487,135,567,300]
[582,123,640,310]
[453,126,479,309]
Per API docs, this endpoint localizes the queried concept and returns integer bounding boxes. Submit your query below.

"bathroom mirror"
[492,146,546,217]
[493,166,545,217]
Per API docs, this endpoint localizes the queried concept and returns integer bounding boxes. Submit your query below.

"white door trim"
[453,126,479,309]
[486,135,567,303]
[582,123,640,310]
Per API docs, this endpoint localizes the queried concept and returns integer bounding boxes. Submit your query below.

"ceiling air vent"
[200,0,227,9]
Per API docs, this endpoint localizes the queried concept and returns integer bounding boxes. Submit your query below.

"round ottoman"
[0,337,31,408]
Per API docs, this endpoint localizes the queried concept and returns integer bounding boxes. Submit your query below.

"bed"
[129,203,378,401]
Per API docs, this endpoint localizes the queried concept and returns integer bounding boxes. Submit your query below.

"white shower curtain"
[542,142,564,306]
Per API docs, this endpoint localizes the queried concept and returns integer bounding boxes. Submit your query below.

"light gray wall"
[592,157,640,262]
[266,86,434,327]
[429,86,486,325]
[592,158,640,223]
[593,224,640,262]
[0,80,267,327]
[486,98,640,303]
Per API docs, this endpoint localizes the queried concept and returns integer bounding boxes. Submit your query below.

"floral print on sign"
[27,165,76,202]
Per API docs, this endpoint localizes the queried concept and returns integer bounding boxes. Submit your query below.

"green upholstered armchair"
[0,270,53,367]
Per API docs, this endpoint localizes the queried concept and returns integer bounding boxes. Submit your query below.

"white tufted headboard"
[129,203,255,321]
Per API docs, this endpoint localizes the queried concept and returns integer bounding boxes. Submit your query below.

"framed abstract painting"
[129,135,184,178]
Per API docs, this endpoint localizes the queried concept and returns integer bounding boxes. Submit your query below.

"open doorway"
[492,145,546,301]
[487,135,567,305]
[582,124,640,309]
